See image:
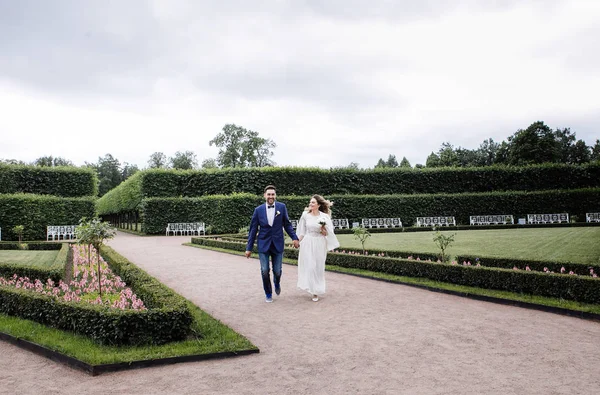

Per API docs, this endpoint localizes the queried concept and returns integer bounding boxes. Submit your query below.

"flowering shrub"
[0,244,146,310]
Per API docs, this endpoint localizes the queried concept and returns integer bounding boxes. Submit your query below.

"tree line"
[375,121,599,169]
[2,121,599,196]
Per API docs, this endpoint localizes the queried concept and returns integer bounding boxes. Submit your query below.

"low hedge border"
[191,238,600,305]
[0,242,65,250]
[0,246,194,346]
[456,255,600,276]
[0,243,68,283]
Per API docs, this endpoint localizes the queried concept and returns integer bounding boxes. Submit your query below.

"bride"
[296,194,340,302]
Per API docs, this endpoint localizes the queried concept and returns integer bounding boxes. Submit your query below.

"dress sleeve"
[297,211,306,238]
[324,214,340,251]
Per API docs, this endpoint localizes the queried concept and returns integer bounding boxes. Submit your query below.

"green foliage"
[0,164,97,197]
[12,225,24,243]
[209,124,276,168]
[76,217,116,296]
[142,163,600,197]
[352,226,371,252]
[96,171,143,214]
[432,230,456,262]
[147,152,168,169]
[0,194,96,241]
[34,156,74,167]
[170,151,198,170]
[96,164,600,217]
[140,188,600,234]
[455,255,600,276]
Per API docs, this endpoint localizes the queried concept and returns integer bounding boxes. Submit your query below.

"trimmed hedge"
[140,164,600,197]
[96,164,600,215]
[0,164,97,197]
[0,246,193,345]
[456,255,600,277]
[0,194,96,241]
[141,188,600,234]
[0,243,68,283]
[96,171,143,215]
[0,242,65,251]
[191,238,600,304]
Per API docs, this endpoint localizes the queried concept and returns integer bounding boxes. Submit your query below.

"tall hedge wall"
[140,188,600,234]
[0,164,98,197]
[140,163,600,196]
[96,163,600,215]
[0,194,96,241]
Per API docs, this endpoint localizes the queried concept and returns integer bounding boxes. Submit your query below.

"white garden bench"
[361,218,403,228]
[332,218,350,229]
[416,216,456,227]
[526,213,569,224]
[585,213,600,223]
[165,222,206,236]
[469,215,514,226]
[47,225,77,241]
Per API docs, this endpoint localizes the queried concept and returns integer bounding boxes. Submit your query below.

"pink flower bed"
[0,244,146,310]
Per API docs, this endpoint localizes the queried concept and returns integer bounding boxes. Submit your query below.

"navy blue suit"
[246,202,298,298]
[246,202,297,253]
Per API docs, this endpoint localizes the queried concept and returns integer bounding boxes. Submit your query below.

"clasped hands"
[244,239,300,259]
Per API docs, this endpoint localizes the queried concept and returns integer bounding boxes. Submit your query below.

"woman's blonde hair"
[306,194,333,215]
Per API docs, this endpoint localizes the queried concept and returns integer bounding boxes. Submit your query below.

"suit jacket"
[246,201,298,253]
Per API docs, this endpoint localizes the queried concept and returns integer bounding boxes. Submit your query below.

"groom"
[245,185,299,303]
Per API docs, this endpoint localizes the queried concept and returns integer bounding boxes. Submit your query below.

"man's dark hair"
[264,185,276,193]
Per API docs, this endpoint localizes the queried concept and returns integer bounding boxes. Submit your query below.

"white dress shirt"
[266,203,275,226]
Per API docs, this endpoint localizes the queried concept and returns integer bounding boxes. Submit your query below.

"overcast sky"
[1,0,599,169]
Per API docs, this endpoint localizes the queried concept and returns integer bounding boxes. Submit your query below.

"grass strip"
[185,243,600,316]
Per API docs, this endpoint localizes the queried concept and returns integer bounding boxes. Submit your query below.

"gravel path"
[1,232,599,395]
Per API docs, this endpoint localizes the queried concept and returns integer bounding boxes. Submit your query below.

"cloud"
[0,0,598,170]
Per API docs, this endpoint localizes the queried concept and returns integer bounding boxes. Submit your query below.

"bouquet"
[318,219,326,228]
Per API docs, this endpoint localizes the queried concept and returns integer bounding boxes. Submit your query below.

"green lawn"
[335,227,600,264]
[0,250,59,268]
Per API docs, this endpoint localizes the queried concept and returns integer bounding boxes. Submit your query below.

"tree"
[147,152,168,169]
[374,158,387,168]
[34,155,74,167]
[399,157,411,168]
[506,121,558,165]
[75,217,116,297]
[591,139,600,161]
[201,158,219,169]
[437,142,459,167]
[476,138,501,166]
[554,128,577,163]
[0,158,27,165]
[89,154,122,196]
[433,230,456,262]
[170,151,198,170]
[243,132,276,167]
[353,226,371,253]
[386,154,399,168]
[570,140,591,164]
[425,152,441,167]
[209,124,276,168]
[121,162,139,180]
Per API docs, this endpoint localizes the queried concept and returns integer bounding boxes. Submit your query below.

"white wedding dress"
[296,211,340,296]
